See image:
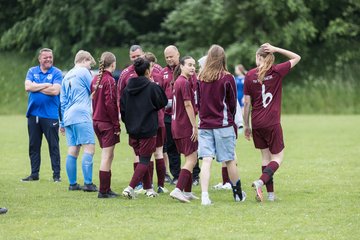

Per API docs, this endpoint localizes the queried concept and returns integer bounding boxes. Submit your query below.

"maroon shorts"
[156,126,166,147]
[174,137,198,156]
[129,136,157,157]
[252,124,284,154]
[93,121,120,148]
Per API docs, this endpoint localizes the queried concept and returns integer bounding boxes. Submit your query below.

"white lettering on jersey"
[172,96,176,120]
[262,84,273,108]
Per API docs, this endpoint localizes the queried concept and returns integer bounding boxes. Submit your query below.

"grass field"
[0,115,359,239]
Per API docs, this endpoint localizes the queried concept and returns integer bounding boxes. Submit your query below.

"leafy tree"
[160,0,359,78]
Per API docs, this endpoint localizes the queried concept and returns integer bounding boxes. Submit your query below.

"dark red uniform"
[199,73,237,129]
[171,75,198,156]
[244,61,291,153]
[91,70,120,148]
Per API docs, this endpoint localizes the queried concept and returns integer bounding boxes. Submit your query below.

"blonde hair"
[256,47,275,84]
[91,52,116,98]
[143,52,157,63]
[74,50,96,66]
[199,45,229,82]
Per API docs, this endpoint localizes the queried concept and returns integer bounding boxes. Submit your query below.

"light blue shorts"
[198,126,236,162]
[65,122,95,146]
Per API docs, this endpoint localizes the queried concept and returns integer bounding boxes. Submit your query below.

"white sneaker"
[183,192,199,200]
[252,180,264,202]
[134,186,146,195]
[201,197,212,206]
[170,188,190,203]
[145,189,159,198]
[221,182,232,190]
[213,182,223,190]
[268,192,275,201]
[122,186,136,199]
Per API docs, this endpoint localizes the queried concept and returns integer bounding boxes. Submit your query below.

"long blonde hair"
[256,47,275,84]
[91,52,116,98]
[199,45,229,82]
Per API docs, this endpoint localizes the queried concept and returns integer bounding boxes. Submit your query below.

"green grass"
[0,115,359,239]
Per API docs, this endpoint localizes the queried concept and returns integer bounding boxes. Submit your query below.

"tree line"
[1,0,359,80]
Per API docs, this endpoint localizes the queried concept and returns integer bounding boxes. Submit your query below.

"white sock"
[201,192,209,198]
[268,192,275,199]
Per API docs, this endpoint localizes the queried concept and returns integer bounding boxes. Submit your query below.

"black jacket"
[120,76,168,139]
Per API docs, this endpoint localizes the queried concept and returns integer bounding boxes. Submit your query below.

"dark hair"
[133,58,150,76]
[171,56,193,86]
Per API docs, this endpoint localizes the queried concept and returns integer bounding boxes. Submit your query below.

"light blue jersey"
[60,66,93,127]
[25,66,62,119]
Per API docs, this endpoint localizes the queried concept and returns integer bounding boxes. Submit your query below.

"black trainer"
[165,173,173,184]
[53,176,61,182]
[83,183,98,192]
[98,190,119,198]
[21,175,39,182]
[0,208,8,214]
[171,178,178,185]
[68,183,82,191]
[192,178,200,186]
[232,181,246,202]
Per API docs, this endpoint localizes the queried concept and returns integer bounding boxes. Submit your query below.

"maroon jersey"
[243,61,291,129]
[199,73,237,129]
[190,73,199,114]
[117,64,137,104]
[91,70,120,132]
[159,65,175,115]
[151,63,163,82]
[171,75,196,139]
[151,64,166,128]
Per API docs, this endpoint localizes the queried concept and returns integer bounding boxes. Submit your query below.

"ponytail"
[171,65,182,86]
[256,47,275,84]
[91,59,105,98]
[91,51,116,98]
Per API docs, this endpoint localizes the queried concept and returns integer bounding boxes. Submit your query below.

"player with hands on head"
[243,43,301,202]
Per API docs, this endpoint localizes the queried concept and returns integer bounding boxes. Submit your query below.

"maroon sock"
[129,163,148,189]
[109,170,112,192]
[222,167,230,184]
[155,158,166,187]
[262,166,274,192]
[184,173,193,192]
[99,170,110,194]
[142,165,152,190]
[176,169,191,191]
[260,161,279,184]
[133,162,138,171]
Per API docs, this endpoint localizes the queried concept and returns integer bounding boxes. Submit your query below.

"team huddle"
[23,43,300,205]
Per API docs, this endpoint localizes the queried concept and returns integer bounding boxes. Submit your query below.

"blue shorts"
[65,122,95,146]
[198,126,235,162]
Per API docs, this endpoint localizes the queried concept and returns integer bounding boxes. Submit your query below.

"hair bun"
[134,58,144,67]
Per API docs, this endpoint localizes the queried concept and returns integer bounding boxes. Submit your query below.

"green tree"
[160,0,359,78]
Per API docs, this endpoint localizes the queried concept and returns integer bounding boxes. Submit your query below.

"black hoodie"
[120,76,168,139]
